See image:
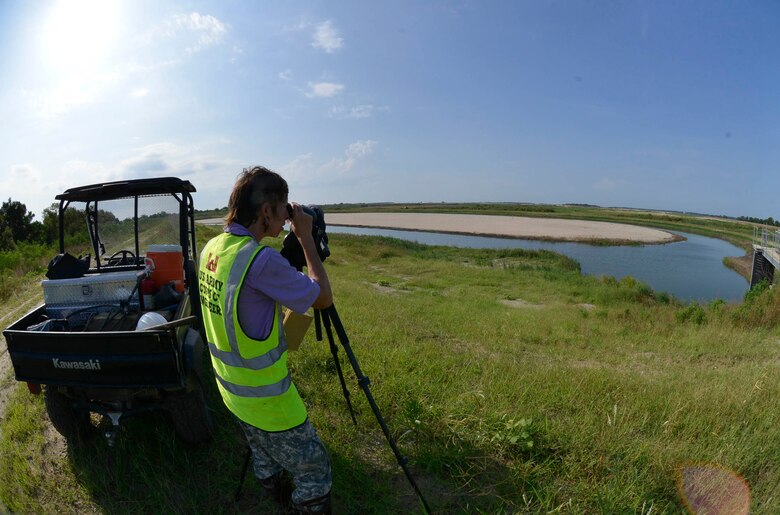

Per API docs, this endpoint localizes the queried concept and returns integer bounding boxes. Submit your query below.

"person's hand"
[288,202,313,241]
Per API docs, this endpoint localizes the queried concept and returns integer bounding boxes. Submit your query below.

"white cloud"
[230,45,243,64]
[119,153,171,175]
[169,12,228,53]
[306,82,345,98]
[312,21,343,53]
[1,164,69,217]
[62,160,117,186]
[278,69,293,81]
[22,70,122,117]
[4,144,245,216]
[321,140,378,174]
[330,104,389,119]
[131,88,149,98]
[276,141,378,192]
[346,140,377,160]
[282,18,311,32]
[8,164,41,185]
[112,142,243,208]
[280,153,314,181]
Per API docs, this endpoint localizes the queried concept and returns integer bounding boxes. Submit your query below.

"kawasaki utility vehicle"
[3,177,213,445]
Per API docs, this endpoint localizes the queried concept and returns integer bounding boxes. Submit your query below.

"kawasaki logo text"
[52,358,102,370]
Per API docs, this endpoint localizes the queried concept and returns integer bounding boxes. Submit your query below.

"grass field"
[1,220,779,513]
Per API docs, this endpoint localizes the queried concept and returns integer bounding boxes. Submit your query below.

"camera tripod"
[313,304,432,513]
[235,302,432,514]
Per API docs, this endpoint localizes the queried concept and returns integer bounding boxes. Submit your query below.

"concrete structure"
[751,227,780,288]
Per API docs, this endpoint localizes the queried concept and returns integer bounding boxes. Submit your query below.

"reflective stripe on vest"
[214,372,292,397]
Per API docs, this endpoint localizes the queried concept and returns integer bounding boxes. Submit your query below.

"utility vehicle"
[3,177,212,445]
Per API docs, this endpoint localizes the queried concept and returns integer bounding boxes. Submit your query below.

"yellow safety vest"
[199,233,307,431]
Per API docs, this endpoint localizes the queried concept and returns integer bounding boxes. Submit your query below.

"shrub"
[733,281,780,328]
[676,302,706,325]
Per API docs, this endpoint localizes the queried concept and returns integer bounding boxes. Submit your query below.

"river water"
[327,226,748,303]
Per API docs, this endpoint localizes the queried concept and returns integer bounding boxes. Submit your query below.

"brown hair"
[224,166,289,228]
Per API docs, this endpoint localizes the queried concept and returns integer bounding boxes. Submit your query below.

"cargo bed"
[4,304,186,389]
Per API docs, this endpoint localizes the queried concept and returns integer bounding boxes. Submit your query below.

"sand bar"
[199,212,678,243]
[324,213,677,243]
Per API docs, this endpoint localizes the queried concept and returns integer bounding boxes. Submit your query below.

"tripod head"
[280,205,330,271]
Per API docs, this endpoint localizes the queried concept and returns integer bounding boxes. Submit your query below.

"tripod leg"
[325,304,432,514]
[314,308,322,341]
[234,445,252,501]
[319,309,358,425]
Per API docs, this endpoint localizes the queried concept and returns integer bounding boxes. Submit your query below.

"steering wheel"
[106,250,136,266]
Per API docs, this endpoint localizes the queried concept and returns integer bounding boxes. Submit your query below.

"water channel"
[328,226,749,303]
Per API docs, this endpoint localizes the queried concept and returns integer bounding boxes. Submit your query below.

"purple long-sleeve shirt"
[226,223,320,340]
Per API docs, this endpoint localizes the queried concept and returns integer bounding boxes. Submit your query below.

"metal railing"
[754,225,780,250]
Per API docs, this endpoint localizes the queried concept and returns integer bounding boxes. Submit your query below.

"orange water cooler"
[145,244,185,292]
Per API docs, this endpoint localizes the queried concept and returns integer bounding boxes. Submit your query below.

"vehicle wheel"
[167,379,214,444]
[44,386,92,441]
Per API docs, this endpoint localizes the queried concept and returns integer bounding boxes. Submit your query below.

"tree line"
[737,216,780,227]
[0,198,87,251]
[0,197,181,252]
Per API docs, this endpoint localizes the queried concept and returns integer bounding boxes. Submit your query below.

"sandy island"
[201,212,678,244]
[323,213,678,244]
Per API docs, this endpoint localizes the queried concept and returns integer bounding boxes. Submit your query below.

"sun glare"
[39,0,122,72]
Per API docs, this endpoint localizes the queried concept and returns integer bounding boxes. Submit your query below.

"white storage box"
[42,270,140,307]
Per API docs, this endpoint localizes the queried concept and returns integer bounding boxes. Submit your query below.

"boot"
[290,491,332,514]
[259,471,291,504]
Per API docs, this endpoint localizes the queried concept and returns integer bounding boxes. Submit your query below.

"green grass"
[0,241,54,303]
[2,229,779,513]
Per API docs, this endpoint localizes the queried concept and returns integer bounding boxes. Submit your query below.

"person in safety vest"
[199,166,333,514]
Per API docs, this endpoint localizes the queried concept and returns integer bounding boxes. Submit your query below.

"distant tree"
[28,220,46,244]
[0,198,34,244]
[0,225,15,251]
[737,215,780,227]
[42,204,59,245]
[42,203,87,245]
[97,209,119,224]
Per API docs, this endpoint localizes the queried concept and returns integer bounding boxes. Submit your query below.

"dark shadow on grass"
[59,397,543,514]
[57,360,553,514]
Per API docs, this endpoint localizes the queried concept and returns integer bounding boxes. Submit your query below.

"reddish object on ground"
[140,277,157,310]
[26,382,41,395]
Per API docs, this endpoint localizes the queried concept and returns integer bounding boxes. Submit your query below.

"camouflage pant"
[239,419,332,504]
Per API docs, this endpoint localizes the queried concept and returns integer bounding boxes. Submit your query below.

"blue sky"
[0,1,777,220]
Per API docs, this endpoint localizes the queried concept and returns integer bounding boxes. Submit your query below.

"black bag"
[153,281,183,310]
[46,253,90,280]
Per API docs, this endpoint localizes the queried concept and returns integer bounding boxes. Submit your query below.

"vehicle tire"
[167,379,214,444]
[44,386,92,441]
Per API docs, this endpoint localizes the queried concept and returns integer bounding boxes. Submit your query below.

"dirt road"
[0,281,44,432]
